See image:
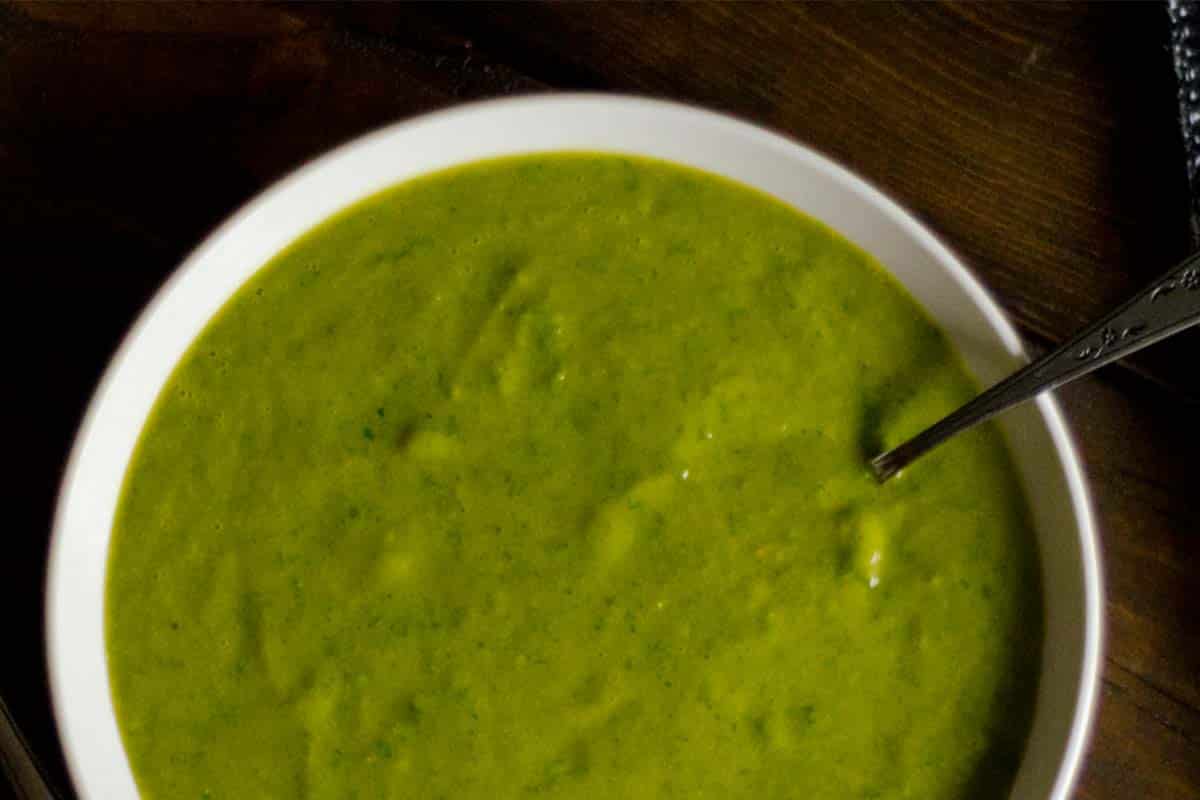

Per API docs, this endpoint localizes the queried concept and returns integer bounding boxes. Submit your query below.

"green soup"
[106,155,1042,799]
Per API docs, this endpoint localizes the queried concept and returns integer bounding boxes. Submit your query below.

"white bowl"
[47,94,1103,799]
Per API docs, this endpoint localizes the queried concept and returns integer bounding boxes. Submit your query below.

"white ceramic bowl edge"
[46,94,1103,799]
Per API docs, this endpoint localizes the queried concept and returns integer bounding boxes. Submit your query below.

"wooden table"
[4,3,1197,798]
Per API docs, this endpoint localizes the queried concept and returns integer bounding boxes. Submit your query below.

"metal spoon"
[870,252,1200,482]
[0,695,62,799]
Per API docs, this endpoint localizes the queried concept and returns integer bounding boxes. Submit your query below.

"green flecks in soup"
[106,155,1042,800]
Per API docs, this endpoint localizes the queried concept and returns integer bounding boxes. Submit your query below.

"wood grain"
[409,1,1200,398]
[2,2,1196,798]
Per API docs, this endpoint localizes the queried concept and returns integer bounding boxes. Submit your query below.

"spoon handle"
[0,695,62,800]
[871,251,1200,482]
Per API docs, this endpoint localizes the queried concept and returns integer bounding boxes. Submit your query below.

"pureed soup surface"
[107,155,1042,800]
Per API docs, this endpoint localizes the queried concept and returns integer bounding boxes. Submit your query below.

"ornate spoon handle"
[871,253,1200,482]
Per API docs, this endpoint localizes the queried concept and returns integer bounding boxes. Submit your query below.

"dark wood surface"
[4,3,1197,798]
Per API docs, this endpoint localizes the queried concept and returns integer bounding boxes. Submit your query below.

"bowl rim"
[45,92,1104,799]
